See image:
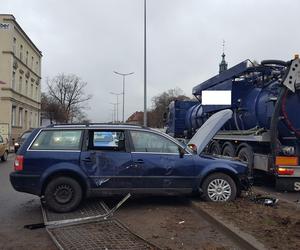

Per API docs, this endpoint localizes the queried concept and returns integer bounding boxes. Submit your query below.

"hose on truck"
[269,60,291,165]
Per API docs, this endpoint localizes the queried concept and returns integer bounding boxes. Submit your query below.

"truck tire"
[222,143,235,157]
[237,147,254,176]
[201,173,237,202]
[209,141,221,155]
[44,176,83,213]
[1,151,8,162]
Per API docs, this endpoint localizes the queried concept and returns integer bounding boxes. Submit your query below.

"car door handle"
[82,157,92,162]
[134,159,144,164]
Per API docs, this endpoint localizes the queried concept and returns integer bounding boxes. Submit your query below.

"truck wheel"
[44,176,82,213]
[222,143,235,157]
[209,141,221,155]
[1,151,8,162]
[202,173,237,202]
[237,147,254,176]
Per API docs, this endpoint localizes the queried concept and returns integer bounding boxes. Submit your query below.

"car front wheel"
[44,176,83,213]
[201,173,237,202]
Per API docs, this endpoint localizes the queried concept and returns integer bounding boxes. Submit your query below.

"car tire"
[222,143,235,157]
[237,146,254,176]
[1,151,8,162]
[44,176,83,213]
[208,140,221,155]
[201,173,237,202]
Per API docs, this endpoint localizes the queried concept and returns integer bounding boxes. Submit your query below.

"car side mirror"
[178,147,185,158]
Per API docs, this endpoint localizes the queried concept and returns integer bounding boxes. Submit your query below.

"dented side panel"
[80,151,133,189]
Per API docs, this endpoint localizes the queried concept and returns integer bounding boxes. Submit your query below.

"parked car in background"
[10,110,250,213]
[14,129,33,153]
[0,134,9,162]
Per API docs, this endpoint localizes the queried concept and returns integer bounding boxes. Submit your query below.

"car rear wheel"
[202,173,237,202]
[1,151,8,162]
[44,176,83,213]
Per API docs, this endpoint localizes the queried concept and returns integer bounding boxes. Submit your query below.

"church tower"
[219,41,228,73]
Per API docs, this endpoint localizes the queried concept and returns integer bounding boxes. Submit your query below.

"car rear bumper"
[10,172,41,196]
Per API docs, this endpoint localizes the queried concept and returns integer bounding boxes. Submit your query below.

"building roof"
[1,14,42,57]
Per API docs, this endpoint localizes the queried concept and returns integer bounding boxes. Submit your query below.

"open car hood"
[188,109,233,154]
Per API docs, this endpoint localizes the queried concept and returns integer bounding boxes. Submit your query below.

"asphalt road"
[0,154,55,250]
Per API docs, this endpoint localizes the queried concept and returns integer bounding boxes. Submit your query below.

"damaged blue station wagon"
[10,110,250,212]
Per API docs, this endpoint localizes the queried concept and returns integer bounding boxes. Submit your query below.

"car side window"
[130,131,179,153]
[30,130,83,150]
[88,130,125,151]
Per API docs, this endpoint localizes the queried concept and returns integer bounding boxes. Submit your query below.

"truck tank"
[184,60,300,140]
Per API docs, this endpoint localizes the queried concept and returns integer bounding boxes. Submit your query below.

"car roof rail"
[46,123,149,129]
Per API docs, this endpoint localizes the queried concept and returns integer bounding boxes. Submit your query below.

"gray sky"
[2,0,300,122]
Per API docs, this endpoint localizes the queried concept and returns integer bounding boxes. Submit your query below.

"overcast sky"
[2,0,300,122]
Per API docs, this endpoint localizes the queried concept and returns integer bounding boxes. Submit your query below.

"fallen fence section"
[41,194,159,250]
[47,219,158,250]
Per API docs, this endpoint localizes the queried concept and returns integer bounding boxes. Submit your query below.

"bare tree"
[41,92,66,123]
[46,74,92,123]
[150,88,191,127]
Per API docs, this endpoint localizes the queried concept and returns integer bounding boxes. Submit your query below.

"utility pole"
[113,71,134,123]
[110,92,122,122]
[110,103,117,123]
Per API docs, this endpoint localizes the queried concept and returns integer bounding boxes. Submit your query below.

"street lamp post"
[110,92,122,122]
[113,71,134,123]
[144,0,147,126]
[110,103,117,123]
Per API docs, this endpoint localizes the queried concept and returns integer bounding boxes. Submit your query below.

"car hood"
[188,109,233,155]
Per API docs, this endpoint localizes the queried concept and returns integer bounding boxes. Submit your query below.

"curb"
[191,201,266,250]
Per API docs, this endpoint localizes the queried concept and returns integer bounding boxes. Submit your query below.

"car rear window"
[30,130,83,150]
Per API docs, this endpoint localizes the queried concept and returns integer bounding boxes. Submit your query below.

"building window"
[26,51,28,65]
[19,76,22,93]
[12,71,16,90]
[19,108,23,127]
[24,110,28,129]
[31,56,34,68]
[20,45,23,61]
[29,112,32,128]
[12,106,17,126]
[36,61,39,74]
[25,80,28,96]
[35,86,38,100]
[13,37,16,54]
[35,113,38,127]
[31,83,34,98]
